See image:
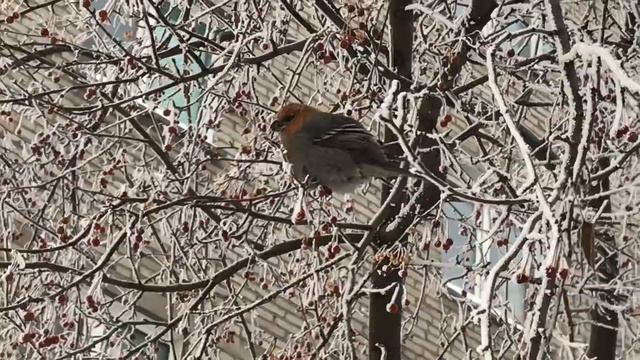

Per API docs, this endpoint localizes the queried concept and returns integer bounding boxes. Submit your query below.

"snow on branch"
[560,42,640,93]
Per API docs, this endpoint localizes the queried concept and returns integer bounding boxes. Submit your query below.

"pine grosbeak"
[270,103,416,193]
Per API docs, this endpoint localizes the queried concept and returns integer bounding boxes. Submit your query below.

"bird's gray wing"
[306,114,388,165]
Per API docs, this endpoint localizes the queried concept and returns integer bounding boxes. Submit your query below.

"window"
[90,323,172,359]
[148,2,213,125]
[441,201,526,321]
[88,295,179,359]
[82,0,213,125]
[82,0,136,50]
[127,328,171,360]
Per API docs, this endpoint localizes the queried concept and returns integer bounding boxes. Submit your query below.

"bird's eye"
[281,113,295,124]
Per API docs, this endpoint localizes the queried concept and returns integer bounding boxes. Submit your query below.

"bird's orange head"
[270,103,314,133]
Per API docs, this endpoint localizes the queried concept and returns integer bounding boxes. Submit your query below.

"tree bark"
[586,2,619,359]
[369,1,497,359]
[369,2,414,359]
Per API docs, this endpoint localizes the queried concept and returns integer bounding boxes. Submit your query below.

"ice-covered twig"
[560,42,640,137]
[559,42,640,93]
[380,116,530,206]
[405,4,455,29]
[485,35,538,196]
[476,211,541,358]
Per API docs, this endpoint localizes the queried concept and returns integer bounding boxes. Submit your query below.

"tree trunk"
[586,159,618,360]
[368,2,414,359]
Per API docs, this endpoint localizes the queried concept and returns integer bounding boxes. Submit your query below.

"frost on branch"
[0,1,639,360]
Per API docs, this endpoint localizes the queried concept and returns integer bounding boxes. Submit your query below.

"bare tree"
[0,0,639,359]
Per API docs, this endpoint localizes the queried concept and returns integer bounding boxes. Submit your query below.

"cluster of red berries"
[4,11,19,24]
[433,237,454,252]
[440,114,453,128]
[38,26,60,45]
[132,227,148,252]
[516,266,569,284]
[243,270,257,281]
[314,42,337,65]
[545,265,569,280]
[345,4,366,16]
[84,87,97,100]
[614,125,638,143]
[37,335,61,348]
[326,243,341,260]
[86,295,100,312]
[317,185,332,198]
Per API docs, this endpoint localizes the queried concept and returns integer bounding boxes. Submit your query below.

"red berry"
[91,238,100,247]
[445,238,453,247]
[163,108,171,117]
[506,48,515,58]
[57,294,68,305]
[294,210,306,224]
[24,311,35,321]
[318,185,332,198]
[545,266,557,279]
[164,144,172,151]
[516,274,528,284]
[628,131,638,143]
[558,268,569,280]
[97,10,108,22]
[330,244,341,255]
[616,126,629,139]
[340,37,352,50]
[82,0,91,8]
[40,28,49,37]
[5,16,14,24]
[346,5,356,13]
[386,303,399,314]
[315,42,325,52]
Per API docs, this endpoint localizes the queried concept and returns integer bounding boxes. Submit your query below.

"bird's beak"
[270,120,283,132]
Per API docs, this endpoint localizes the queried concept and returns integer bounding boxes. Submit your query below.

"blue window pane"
[82,0,135,50]
[152,4,211,125]
[441,202,475,291]
[489,226,526,319]
[442,202,526,320]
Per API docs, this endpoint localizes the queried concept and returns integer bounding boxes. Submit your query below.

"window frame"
[88,297,180,359]
[441,201,527,323]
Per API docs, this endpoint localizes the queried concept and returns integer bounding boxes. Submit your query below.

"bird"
[270,103,417,193]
